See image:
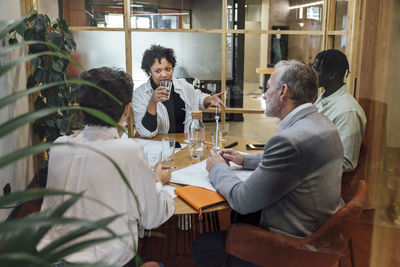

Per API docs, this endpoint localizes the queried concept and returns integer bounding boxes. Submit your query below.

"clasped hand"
[206,148,244,172]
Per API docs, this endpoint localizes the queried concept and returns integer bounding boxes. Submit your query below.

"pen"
[224,141,238,149]
[162,166,178,170]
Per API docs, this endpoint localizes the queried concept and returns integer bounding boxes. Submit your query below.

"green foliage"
[0,14,136,267]
[8,10,79,142]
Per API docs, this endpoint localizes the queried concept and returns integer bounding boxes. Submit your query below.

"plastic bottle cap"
[192,110,202,120]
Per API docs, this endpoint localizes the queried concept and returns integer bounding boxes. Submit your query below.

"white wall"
[37,0,59,18]
[0,0,34,220]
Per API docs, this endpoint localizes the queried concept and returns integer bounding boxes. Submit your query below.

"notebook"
[174,185,226,215]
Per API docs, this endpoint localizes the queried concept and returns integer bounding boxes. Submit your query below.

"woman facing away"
[39,67,174,267]
[132,44,225,138]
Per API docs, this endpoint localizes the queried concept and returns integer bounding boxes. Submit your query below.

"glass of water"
[162,137,175,162]
[218,122,229,143]
[145,151,162,171]
[160,80,172,100]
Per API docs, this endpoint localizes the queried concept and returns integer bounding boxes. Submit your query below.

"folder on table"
[174,186,226,215]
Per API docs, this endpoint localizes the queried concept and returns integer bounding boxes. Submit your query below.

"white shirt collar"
[277,103,313,132]
[81,125,120,141]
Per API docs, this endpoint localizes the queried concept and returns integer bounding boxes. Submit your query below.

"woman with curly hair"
[133,44,224,138]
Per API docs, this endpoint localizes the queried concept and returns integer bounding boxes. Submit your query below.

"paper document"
[163,185,177,198]
[133,138,186,153]
[171,160,253,192]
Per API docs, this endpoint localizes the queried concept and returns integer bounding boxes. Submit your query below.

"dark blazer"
[209,105,344,237]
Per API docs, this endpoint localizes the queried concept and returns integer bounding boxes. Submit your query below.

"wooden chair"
[225,180,367,267]
[342,141,368,202]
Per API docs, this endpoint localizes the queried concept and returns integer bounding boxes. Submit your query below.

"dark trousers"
[191,210,261,267]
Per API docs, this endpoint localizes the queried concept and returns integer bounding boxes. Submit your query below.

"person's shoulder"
[173,78,193,88]
[102,138,144,150]
[133,80,150,94]
[333,90,363,112]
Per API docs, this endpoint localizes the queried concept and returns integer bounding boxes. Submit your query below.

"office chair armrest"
[225,223,339,267]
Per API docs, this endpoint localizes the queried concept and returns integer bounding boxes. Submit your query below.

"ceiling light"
[289,1,323,10]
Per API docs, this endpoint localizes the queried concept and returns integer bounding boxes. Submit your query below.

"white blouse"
[132,78,209,138]
[38,126,175,265]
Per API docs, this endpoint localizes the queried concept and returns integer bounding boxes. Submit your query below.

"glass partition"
[332,35,347,53]
[226,0,263,30]
[268,0,324,31]
[62,0,125,28]
[287,35,322,64]
[131,32,223,88]
[334,0,348,30]
[72,31,126,71]
[130,0,221,29]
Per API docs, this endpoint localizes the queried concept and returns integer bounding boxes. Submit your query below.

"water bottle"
[188,110,205,159]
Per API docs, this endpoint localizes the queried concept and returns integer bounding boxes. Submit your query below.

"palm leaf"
[0,79,122,111]
[45,235,125,263]
[0,15,27,40]
[0,252,48,266]
[0,40,65,56]
[0,188,78,208]
[0,106,127,140]
[0,51,81,76]
[38,214,122,256]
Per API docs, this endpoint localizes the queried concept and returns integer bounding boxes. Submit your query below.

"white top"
[132,78,210,138]
[38,126,175,265]
[314,84,367,172]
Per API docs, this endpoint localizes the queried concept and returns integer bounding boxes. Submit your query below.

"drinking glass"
[160,80,172,100]
[162,137,176,162]
[218,122,229,143]
[145,151,162,171]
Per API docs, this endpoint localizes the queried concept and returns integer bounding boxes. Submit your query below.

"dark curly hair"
[78,67,133,127]
[313,49,350,80]
[141,44,176,76]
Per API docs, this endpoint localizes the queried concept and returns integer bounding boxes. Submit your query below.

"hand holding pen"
[206,149,227,172]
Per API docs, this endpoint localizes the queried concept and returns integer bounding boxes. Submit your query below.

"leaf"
[15,20,26,36]
[47,32,63,48]
[51,56,65,72]
[0,50,80,76]
[47,70,63,83]
[45,120,55,128]
[38,214,122,257]
[27,74,36,88]
[46,235,125,263]
[30,14,48,34]
[30,56,42,69]
[0,252,49,266]
[0,216,100,233]
[0,188,79,208]
[1,40,70,57]
[34,96,47,110]
[0,79,122,111]
[57,18,69,32]
[0,15,27,39]
[0,106,125,143]
[8,38,18,45]
[45,128,60,142]
[33,68,48,85]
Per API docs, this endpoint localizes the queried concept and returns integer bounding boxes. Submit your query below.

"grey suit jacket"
[209,105,344,237]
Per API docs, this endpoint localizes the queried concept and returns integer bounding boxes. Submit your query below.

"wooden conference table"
[138,133,260,265]
[151,133,260,215]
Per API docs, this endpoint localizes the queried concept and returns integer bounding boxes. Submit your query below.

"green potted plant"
[8,11,81,143]
[0,14,139,267]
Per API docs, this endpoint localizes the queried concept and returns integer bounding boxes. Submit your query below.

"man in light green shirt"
[313,49,366,173]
